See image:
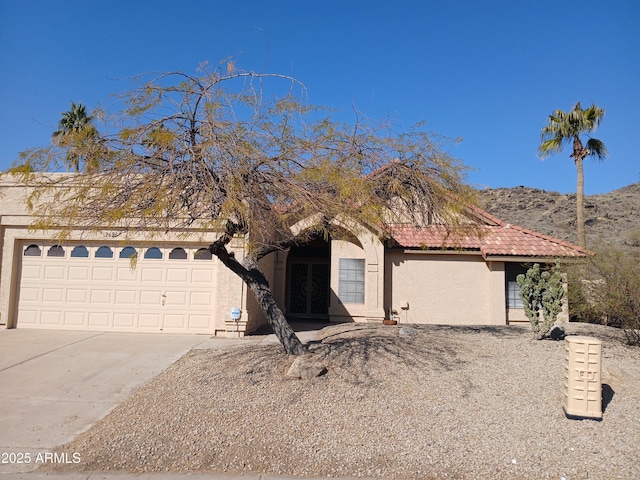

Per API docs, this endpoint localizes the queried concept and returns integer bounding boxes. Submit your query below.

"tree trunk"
[209,236,307,356]
[575,156,586,249]
[241,264,307,356]
[572,135,587,249]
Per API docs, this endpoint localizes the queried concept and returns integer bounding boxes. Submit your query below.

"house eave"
[483,254,585,263]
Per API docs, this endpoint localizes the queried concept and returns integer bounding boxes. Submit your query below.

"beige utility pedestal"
[564,336,602,420]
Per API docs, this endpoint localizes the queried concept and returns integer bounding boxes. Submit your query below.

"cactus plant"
[517,263,565,339]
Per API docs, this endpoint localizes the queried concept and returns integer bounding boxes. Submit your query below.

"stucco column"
[363,234,385,322]
[0,228,17,327]
[488,261,507,325]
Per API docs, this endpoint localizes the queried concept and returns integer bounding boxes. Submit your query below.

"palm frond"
[538,136,564,158]
[586,138,608,160]
[583,104,605,130]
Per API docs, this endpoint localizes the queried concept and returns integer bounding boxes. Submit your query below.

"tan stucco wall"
[385,252,507,325]
[329,239,367,321]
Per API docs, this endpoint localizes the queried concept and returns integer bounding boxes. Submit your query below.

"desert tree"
[538,102,608,248]
[9,62,476,355]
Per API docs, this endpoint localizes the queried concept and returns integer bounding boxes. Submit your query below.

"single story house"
[0,176,587,335]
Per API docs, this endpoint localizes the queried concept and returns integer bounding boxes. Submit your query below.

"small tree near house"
[517,263,565,339]
[8,61,477,356]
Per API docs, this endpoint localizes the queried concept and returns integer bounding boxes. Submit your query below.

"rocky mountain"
[477,183,640,252]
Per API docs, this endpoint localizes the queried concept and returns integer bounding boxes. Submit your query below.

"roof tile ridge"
[467,203,506,227]
[503,223,589,254]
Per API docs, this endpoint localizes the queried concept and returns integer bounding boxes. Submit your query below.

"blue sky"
[1,0,638,194]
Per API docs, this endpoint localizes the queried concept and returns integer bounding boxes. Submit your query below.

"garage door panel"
[88,312,110,326]
[17,243,218,333]
[68,266,90,280]
[63,311,86,326]
[141,268,163,282]
[190,291,212,306]
[90,290,112,303]
[66,289,88,303]
[191,269,213,282]
[114,313,136,327]
[115,290,137,304]
[139,313,161,328]
[19,310,38,325]
[21,265,42,279]
[41,310,62,325]
[165,291,187,306]
[116,267,137,282]
[44,265,65,280]
[20,287,40,302]
[163,314,186,329]
[92,267,114,281]
[140,290,162,305]
[42,288,64,303]
[167,268,188,282]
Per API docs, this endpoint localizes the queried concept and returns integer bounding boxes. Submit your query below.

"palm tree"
[52,102,97,172]
[538,102,608,248]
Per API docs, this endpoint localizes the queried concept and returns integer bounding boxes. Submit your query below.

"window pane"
[71,245,89,258]
[505,264,528,309]
[194,248,212,260]
[144,247,163,259]
[119,246,137,259]
[169,247,187,260]
[338,258,365,304]
[47,245,65,257]
[95,246,114,258]
[24,244,41,257]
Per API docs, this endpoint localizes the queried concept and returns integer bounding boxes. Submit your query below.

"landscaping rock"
[399,326,417,336]
[285,355,327,380]
[549,325,566,340]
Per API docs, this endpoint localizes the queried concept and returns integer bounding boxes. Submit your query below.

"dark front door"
[288,261,329,318]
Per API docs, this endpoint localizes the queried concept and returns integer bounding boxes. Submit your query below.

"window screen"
[339,258,365,304]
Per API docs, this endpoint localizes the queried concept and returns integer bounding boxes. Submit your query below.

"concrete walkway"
[0,328,345,479]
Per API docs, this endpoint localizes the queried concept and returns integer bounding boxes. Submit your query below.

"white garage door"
[16,243,218,333]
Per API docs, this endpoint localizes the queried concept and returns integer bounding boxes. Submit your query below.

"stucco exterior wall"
[385,252,507,325]
[329,239,367,321]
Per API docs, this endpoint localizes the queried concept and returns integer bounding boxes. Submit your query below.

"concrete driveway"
[0,329,219,474]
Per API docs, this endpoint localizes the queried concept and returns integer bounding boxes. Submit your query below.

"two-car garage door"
[16,243,218,334]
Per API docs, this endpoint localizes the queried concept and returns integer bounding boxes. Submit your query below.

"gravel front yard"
[45,322,640,479]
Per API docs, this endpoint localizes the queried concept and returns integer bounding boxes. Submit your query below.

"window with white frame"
[338,258,365,304]
[505,263,529,309]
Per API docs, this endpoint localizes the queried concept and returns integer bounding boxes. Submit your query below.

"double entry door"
[287,261,329,318]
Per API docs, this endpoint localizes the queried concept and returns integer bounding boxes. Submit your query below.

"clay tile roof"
[386,205,588,259]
